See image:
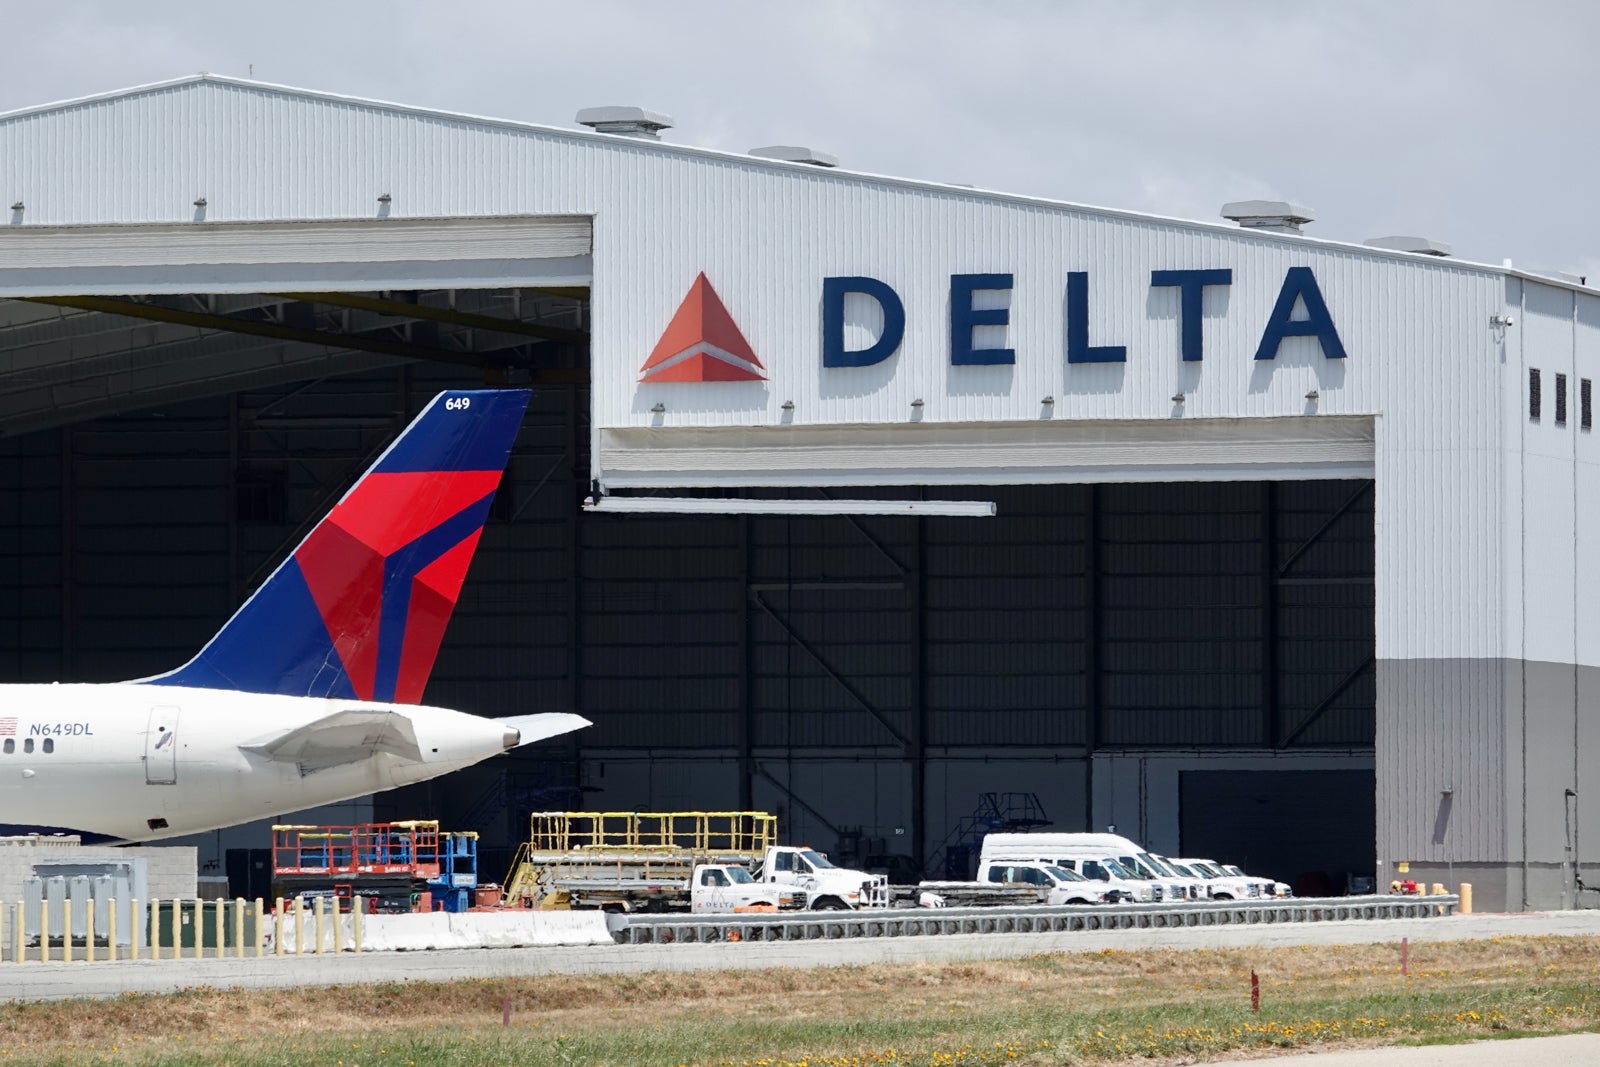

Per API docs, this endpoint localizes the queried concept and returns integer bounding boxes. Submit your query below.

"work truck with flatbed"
[504,811,891,912]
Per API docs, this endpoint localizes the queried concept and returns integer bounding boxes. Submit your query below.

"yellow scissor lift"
[503,811,778,910]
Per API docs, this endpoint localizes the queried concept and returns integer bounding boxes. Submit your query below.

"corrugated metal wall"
[1373,278,1600,908]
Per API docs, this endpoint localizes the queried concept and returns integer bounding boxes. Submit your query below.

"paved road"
[2,908,1598,1002]
[1257,1031,1600,1065]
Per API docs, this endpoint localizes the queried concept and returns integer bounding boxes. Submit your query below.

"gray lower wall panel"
[1376,657,1508,864]
[1378,657,1600,911]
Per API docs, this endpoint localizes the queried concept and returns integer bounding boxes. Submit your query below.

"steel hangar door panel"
[1178,769,1374,895]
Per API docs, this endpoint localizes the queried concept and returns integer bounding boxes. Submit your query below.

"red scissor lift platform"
[271,820,444,912]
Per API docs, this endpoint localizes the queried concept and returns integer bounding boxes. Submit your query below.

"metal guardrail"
[609,894,1459,945]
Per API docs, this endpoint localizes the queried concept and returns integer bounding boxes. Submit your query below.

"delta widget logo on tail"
[639,272,765,382]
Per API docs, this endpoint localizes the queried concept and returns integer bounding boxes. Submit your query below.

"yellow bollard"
[107,901,117,962]
[193,899,204,960]
[129,899,140,962]
[59,896,70,964]
[233,899,245,957]
[313,896,325,955]
[293,898,305,956]
[1459,882,1473,915]
[1430,882,1446,896]
[213,898,225,959]
[275,898,286,957]
[85,902,95,963]
[254,899,264,957]
[147,900,158,961]
[39,895,48,963]
[352,895,363,954]
[171,899,182,960]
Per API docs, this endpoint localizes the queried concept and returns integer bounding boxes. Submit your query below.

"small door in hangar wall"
[1179,770,1375,894]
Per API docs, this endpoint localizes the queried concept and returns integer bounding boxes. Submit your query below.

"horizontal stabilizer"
[497,713,591,748]
[242,709,422,773]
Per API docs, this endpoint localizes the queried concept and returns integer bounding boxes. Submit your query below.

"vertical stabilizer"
[139,389,530,701]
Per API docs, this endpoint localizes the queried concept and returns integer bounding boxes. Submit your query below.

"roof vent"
[575,106,673,140]
[1364,235,1452,257]
[748,145,838,168]
[1220,200,1316,235]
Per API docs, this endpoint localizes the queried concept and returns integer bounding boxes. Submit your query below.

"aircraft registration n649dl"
[0,389,588,844]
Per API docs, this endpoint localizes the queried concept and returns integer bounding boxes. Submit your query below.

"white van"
[980,833,1203,901]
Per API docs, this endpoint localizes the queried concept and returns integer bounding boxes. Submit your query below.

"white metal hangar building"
[0,75,1593,911]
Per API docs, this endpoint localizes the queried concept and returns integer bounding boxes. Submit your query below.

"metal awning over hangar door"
[0,215,592,437]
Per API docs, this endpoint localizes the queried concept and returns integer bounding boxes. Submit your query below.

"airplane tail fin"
[139,389,531,701]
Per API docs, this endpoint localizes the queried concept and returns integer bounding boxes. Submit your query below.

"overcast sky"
[5,1,1594,277]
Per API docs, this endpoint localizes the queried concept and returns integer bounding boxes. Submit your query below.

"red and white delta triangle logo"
[639,272,766,382]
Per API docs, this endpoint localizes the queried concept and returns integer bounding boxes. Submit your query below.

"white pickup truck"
[512,813,891,913]
[757,845,891,910]
[1180,858,1292,899]
[523,845,885,913]
[530,861,802,913]
[1164,856,1261,900]
[692,864,801,912]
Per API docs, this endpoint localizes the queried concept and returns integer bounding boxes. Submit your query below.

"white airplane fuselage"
[0,683,520,843]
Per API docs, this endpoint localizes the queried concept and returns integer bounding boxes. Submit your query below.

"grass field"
[2,935,1599,1065]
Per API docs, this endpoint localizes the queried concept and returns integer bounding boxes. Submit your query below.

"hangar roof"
[0,72,1572,286]
[0,74,1587,440]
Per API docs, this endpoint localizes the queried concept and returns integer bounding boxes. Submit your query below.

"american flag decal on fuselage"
[0,718,16,736]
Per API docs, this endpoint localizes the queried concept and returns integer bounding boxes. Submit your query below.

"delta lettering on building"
[639,265,1347,389]
[821,266,1346,368]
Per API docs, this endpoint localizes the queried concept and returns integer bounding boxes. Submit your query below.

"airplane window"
[41,739,53,754]
[2,739,11,754]
[23,738,33,754]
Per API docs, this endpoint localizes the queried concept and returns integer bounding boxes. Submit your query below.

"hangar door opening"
[1180,769,1376,894]
[576,476,1377,882]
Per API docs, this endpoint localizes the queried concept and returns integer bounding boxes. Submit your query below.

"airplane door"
[145,706,180,785]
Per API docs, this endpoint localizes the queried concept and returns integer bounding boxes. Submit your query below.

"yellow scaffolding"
[529,811,777,855]
[504,811,779,906]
